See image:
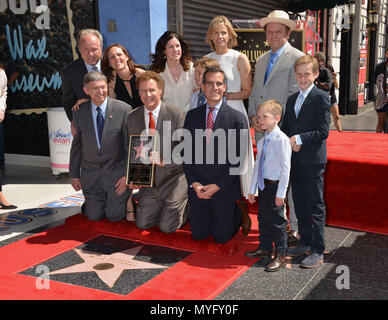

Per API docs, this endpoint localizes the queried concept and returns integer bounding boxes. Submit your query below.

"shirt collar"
[92,97,107,114]
[299,83,315,99]
[271,41,289,57]
[264,125,280,141]
[84,60,101,72]
[207,99,223,111]
[144,101,162,118]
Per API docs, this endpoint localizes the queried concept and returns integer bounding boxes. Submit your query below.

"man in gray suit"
[69,71,131,221]
[248,10,305,244]
[248,10,305,136]
[127,71,188,234]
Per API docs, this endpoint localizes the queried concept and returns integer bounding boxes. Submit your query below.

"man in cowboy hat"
[247,10,305,251]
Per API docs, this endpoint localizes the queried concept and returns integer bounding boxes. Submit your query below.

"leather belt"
[264,179,279,184]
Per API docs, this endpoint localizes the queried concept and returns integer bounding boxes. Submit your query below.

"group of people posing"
[62,10,332,272]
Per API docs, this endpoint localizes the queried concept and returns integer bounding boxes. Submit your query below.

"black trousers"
[188,188,242,244]
[291,163,326,254]
[257,182,288,256]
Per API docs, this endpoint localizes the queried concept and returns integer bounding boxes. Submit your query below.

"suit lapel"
[260,51,271,86]
[213,101,227,130]
[265,43,290,85]
[297,86,317,120]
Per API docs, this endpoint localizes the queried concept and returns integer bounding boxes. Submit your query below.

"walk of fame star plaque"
[19,235,192,295]
[126,135,156,187]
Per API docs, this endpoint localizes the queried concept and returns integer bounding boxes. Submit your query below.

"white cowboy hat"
[260,10,296,31]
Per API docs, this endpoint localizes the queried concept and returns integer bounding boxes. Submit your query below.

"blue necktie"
[197,90,206,108]
[294,93,304,118]
[264,52,276,84]
[92,65,99,72]
[96,106,104,143]
[257,138,269,191]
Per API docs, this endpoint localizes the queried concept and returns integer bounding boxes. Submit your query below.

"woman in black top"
[101,44,145,109]
[101,44,145,222]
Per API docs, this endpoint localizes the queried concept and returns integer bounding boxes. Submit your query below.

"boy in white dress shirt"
[245,99,291,272]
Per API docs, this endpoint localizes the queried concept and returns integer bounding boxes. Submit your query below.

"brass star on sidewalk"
[49,246,166,288]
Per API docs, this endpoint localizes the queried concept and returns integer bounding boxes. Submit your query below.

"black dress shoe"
[0,202,17,210]
[245,248,272,258]
[265,255,287,272]
[287,229,300,246]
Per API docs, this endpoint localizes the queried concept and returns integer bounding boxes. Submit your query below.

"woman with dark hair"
[0,60,17,209]
[101,44,145,222]
[326,63,342,132]
[101,44,145,109]
[150,31,195,112]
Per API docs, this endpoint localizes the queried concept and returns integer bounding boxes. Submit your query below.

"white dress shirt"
[249,125,291,199]
[144,102,161,134]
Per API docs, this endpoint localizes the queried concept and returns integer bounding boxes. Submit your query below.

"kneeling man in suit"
[127,71,188,234]
[69,71,131,221]
[183,67,248,243]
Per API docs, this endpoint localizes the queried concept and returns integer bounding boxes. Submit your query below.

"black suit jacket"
[281,85,330,165]
[183,101,248,201]
[61,58,89,121]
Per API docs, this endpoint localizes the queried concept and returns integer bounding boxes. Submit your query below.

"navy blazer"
[183,101,248,201]
[61,58,89,121]
[281,85,330,165]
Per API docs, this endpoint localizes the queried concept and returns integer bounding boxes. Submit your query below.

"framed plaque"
[126,135,156,187]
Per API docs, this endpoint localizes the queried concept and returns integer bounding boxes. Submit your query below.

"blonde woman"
[206,15,252,115]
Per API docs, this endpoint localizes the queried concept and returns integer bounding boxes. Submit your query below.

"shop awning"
[288,0,351,12]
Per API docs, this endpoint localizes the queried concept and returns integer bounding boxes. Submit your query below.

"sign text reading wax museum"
[0,0,74,111]
[234,29,304,75]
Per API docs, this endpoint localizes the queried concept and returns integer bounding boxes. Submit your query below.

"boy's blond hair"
[258,99,283,117]
[194,56,220,70]
[294,55,319,74]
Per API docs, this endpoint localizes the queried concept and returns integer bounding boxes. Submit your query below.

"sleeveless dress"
[207,49,255,199]
[114,74,143,109]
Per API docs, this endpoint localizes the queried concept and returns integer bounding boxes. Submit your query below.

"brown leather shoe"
[245,248,272,258]
[287,229,300,246]
[265,255,287,272]
[238,201,251,236]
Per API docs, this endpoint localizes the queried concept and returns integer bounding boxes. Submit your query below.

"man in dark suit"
[69,71,131,221]
[127,71,188,233]
[183,67,248,244]
[61,29,103,135]
[281,55,330,268]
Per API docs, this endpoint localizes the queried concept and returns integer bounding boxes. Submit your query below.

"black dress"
[114,74,143,108]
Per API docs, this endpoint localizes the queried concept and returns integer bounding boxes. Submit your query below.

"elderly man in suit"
[127,71,188,234]
[183,66,248,244]
[69,71,131,221]
[61,29,103,135]
[248,10,305,245]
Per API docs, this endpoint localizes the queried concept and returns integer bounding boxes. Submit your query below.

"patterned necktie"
[92,65,99,72]
[257,138,269,191]
[294,93,304,118]
[96,106,104,143]
[206,106,215,143]
[197,90,206,108]
[149,112,155,135]
[264,51,276,84]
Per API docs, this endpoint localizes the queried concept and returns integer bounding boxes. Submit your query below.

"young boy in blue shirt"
[245,99,291,272]
[281,55,330,269]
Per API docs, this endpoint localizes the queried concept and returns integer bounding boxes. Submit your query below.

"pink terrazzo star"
[133,141,151,161]
[49,246,166,288]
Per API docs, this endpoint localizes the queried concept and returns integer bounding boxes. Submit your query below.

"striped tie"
[206,106,215,143]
